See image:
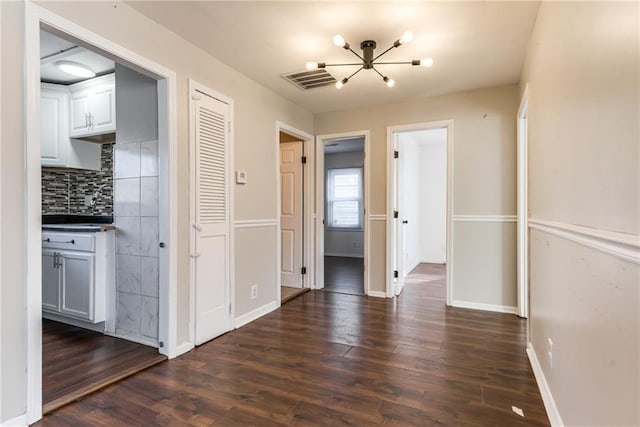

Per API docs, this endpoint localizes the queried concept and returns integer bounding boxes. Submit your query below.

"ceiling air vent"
[282,69,336,90]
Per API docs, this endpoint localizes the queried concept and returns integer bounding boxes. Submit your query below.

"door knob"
[402,220,408,224]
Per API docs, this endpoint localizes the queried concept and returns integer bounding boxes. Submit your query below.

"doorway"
[387,121,453,302]
[276,123,314,304]
[25,4,178,423]
[316,131,370,296]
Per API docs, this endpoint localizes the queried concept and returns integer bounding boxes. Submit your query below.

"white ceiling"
[40,30,115,84]
[128,1,539,114]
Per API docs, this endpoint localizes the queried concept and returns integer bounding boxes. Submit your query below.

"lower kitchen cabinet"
[42,231,112,324]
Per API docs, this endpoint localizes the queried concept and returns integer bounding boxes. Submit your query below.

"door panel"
[42,250,61,313]
[193,92,232,346]
[280,141,303,287]
[60,252,94,320]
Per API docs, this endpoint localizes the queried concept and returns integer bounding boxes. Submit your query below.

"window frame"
[326,167,364,230]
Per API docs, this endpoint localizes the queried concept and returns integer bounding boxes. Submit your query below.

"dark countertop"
[42,224,116,232]
[42,215,113,225]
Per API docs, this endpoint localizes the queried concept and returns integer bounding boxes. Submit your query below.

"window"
[327,168,363,229]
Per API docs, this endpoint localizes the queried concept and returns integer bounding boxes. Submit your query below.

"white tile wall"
[114,138,159,345]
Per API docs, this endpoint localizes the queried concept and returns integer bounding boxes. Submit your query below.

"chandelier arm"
[371,67,385,78]
[373,61,414,65]
[323,63,365,67]
[346,66,365,80]
[346,46,365,62]
[372,44,397,62]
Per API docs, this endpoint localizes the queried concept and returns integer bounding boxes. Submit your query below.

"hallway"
[37,264,548,426]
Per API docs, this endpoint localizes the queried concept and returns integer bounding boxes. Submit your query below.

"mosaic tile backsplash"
[42,144,114,216]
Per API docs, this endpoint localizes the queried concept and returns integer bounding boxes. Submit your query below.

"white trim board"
[453,215,517,222]
[451,300,518,314]
[368,214,387,221]
[25,4,180,423]
[0,414,28,427]
[527,343,564,427]
[234,219,278,229]
[324,252,365,259]
[235,301,278,328]
[367,291,387,298]
[529,218,640,265]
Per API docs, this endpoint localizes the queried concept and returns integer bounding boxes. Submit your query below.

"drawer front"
[42,232,94,252]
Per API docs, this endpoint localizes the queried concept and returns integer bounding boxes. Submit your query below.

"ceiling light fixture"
[307,31,433,89]
[55,60,96,78]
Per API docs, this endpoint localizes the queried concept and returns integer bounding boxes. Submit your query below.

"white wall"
[324,150,364,258]
[419,141,447,263]
[521,2,639,425]
[316,84,519,308]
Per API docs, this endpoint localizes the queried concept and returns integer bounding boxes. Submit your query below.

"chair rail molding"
[528,218,640,265]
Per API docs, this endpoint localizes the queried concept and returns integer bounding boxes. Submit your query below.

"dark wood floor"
[42,320,166,414]
[37,264,548,426]
[324,256,364,295]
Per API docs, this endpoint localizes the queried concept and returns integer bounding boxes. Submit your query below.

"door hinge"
[394,270,399,279]
[394,150,399,159]
[301,266,307,275]
[301,156,307,164]
[393,210,399,219]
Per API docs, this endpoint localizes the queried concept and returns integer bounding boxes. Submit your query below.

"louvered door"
[193,91,231,345]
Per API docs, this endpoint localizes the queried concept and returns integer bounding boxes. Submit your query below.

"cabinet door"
[88,84,116,135]
[69,91,91,137]
[42,250,61,313]
[40,89,68,167]
[59,251,95,321]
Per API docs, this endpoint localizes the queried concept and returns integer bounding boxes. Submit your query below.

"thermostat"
[236,170,247,184]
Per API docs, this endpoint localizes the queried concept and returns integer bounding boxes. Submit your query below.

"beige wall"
[521,1,639,425]
[314,85,519,304]
[0,1,312,421]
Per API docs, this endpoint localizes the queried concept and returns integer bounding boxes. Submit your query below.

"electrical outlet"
[547,338,553,368]
[251,284,258,300]
[352,241,361,249]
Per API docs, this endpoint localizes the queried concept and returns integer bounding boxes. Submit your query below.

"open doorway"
[25,5,178,422]
[387,121,453,302]
[277,123,314,305]
[323,137,365,295]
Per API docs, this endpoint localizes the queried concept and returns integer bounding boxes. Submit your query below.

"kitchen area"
[39,29,165,413]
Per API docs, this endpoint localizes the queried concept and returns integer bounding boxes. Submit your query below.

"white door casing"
[280,141,304,288]
[517,86,529,319]
[192,90,232,346]
[393,135,406,296]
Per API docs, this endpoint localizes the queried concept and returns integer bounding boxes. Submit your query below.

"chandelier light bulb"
[335,77,348,89]
[420,57,434,67]
[400,30,414,44]
[383,76,395,88]
[305,61,318,70]
[333,34,346,48]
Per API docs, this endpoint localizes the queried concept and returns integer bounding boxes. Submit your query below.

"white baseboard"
[404,260,420,276]
[324,252,364,258]
[235,301,278,328]
[451,300,517,314]
[420,258,446,264]
[1,413,27,427]
[367,290,387,298]
[527,343,564,426]
[172,341,194,358]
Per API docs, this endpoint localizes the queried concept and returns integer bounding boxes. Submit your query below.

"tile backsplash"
[42,144,114,216]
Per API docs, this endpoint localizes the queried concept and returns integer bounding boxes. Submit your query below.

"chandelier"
[305,31,433,89]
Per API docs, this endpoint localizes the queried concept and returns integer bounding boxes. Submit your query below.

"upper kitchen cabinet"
[41,82,102,171]
[69,74,116,138]
[41,84,69,167]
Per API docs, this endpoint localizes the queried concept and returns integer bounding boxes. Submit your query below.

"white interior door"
[280,141,304,287]
[192,92,232,346]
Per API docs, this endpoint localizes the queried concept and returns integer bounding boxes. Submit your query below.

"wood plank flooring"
[281,286,310,304]
[323,256,364,295]
[42,320,167,414]
[37,264,549,426]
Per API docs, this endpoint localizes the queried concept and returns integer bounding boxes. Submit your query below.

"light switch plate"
[236,170,247,184]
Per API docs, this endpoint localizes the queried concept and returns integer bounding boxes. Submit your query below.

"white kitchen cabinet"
[40,85,69,167]
[42,231,112,325]
[69,74,116,138]
[41,83,102,170]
